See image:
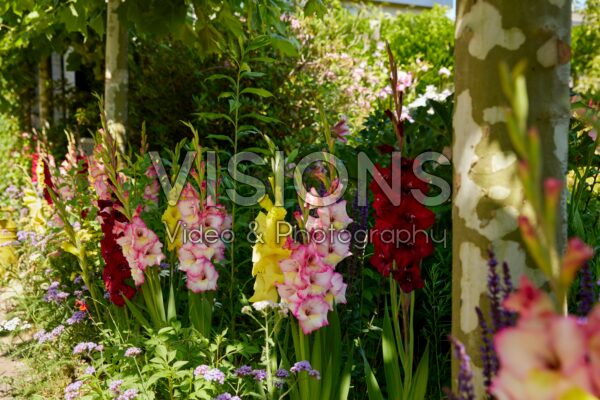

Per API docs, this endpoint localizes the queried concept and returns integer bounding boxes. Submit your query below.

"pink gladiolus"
[173,188,231,293]
[115,210,165,286]
[331,116,350,144]
[143,166,160,207]
[185,258,219,293]
[491,277,600,400]
[561,238,594,284]
[503,276,554,320]
[330,272,347,304]
[491,316,594,400]
[89,146,111,201]
[293,296,330,335]
[396,71,412,92]
[276,197,350,334]
[315,200,353,230]
[178,183,202,226]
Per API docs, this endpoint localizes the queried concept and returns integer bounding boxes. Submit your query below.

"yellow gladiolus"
[162,205,182,251]
[249,195,291,303]
[22,188,46,229]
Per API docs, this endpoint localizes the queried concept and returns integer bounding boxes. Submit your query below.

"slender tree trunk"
[104,0,128,152]
[452,0,570,395]
[38,57,51,129]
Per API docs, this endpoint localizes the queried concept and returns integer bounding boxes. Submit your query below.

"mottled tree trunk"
[104,0,128,152]
[38,57,51,129]
[452,0,570,395]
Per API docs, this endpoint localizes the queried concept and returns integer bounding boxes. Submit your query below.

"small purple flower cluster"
[73,342,103,354]
[233,365,268,381]
[233,365,253,377]
[66,311,87,325]
[84,366,95,375]
[16,230,40,244]
[6,185,20,199]
[109,380,138,400]
[275,368,290,378]
[44,281,70,303]
[194,365,225,384]
[109,380,123,393]
[116,388,138,400]
[214,393,241,400]
[290,360,320,379]
[64,380,83,400]
[124,347,142,357]
[34,325,65,344]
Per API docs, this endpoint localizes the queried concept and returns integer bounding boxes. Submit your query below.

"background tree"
[451,0,571,395]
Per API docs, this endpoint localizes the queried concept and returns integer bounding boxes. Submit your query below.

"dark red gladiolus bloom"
[97,199,136,306]
[31,152,56,205]
[369,159,435,292]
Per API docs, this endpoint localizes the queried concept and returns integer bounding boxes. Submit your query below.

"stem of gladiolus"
[298,325,310,400]
[228,60,242,338]
[265,311,273,398]
[401,290,413,393]
[77,241,101,319]
[151,269,166,324]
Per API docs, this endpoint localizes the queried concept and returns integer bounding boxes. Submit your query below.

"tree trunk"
[452,0,570,395]
[104,0,128,153]
[37,57,51,129]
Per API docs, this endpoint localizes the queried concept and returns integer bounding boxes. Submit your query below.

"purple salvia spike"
[487,249,503,333]
[578,262,595,316]
[449,336,475,400]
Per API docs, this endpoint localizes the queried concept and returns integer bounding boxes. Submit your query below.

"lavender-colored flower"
[73,342,102,355]
[84,366,96,375]
[203,368,226,384]
[64,380,83,400]
[308,369,321,380]
[252,369,267,381]
[109,379,123,393]
[74,275,83,285]
[44,281,70,303]
[275,368,289,378]
[290,360,312,373]
[67,311,87,325]
[234,365,253,377]
[578,262,595,316]
[194,364,210,377]
[36,325,65,344]
[6,185,19,198]
[117,388,138,400]
[449,336,475,400]
[124,347,142,357]
[214,394,240,400]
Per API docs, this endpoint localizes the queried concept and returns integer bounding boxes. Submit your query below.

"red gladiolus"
[31,152,56,205]
[369,159,435,292]
[98,199,136,306]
